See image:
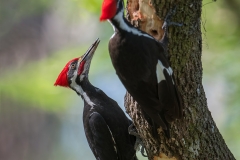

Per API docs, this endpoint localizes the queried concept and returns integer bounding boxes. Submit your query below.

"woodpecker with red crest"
[100,0,183,137]
[54,39,138,160]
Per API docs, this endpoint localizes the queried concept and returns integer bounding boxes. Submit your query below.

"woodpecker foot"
[162,6,183,28]
[128,124,148,157]
[135,137,148,157]
[160,6,183,49]
[162,7,183,29]
[139,142,148,157]
[128,123,139,137]
[128,124,140,150]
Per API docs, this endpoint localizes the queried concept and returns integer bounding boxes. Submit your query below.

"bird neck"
[109,3,133,32]
[79,77,94,91]
[75,77,96,107]
[109,6,154,39]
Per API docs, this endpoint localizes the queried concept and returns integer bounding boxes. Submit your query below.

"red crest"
[100,0,117,21]
[54,58,79,87]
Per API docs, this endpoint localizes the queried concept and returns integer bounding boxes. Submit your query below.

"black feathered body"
[80,78,137,160]
[108,16,182,134]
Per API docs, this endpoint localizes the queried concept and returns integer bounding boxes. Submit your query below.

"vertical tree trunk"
[124,0,236,159]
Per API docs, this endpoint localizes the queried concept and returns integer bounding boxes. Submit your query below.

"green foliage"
[202,0,240,158]
[202,0,240,112]
[0,40,111,112]
[0,48,82,112]
[71,0,101,13]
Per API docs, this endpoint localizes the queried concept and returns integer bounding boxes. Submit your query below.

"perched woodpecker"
[100,0,183,137]
[54,39,138,160]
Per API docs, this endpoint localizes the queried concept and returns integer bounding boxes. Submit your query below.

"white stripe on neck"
[70,67,95,107]
[110,9,153,39]
[75,85,95,107]
[108,20,116,39]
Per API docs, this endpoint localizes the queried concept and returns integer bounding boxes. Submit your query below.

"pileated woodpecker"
[100,0,183,137]
[54,39,138,160]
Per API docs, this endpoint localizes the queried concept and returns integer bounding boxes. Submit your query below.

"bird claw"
[141,148,148,157]
[139,141,148,157]
[135,137,148,157]
[128,123,139,137]
[128,124,148,157]
[160,6,183,47]
[162,21,183,29]
[163,6,183,28]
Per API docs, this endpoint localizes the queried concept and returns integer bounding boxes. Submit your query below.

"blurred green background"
[0,0,239,159]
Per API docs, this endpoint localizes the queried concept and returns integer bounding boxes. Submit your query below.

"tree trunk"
[124,0,236,159]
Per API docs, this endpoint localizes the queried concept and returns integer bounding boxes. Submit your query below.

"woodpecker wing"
[124,37,182,128]
[156,42,183,122]
[88,112,118,160]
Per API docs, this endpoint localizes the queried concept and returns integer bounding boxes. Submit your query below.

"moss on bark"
[125,0,235,159]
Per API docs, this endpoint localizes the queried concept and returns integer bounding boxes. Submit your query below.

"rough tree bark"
[124,0,236,159]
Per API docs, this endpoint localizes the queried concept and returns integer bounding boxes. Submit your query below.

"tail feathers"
[142,107,167,129]
[160,111,171,138]
[142,111,170,139]
[150,119,170,139]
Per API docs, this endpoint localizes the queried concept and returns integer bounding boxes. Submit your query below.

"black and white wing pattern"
[88,112,118,160]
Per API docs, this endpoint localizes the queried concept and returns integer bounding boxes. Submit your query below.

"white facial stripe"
[156,60,175,84]
[70,61,95,107]
[74,85,95,107]
[108,20,116,40]
[70,61,80,85]
[82,90,95,107]
[69,60,86,81]
[110,32,116,40]
[108,20,116,32]
[111,9,153,39]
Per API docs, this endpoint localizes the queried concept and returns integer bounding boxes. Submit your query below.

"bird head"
[54,38,100,93]
[100,0,123,21]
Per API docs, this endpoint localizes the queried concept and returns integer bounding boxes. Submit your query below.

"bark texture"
[124,0,236,159]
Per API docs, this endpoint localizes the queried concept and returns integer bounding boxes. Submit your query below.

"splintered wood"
[154,153,177,160]
[125,0,177,160]
[127,0,164,40]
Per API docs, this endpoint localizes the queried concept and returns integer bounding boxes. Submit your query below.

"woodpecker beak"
[77,38,100,76]
[80,38,100,63]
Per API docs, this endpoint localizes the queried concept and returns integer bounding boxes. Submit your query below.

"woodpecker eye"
[70,64,76,69]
